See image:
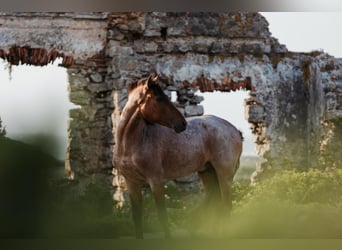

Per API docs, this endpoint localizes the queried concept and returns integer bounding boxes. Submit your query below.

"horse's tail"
[233,157,241,175]
[234,131,243,175]
[239,130,244,141]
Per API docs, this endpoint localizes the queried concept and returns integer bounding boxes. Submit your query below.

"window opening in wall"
[160,27,168,40]
[0,59,76,166]
[200,90,263,181]
[170,90,177,103]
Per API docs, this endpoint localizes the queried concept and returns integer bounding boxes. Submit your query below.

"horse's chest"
[116,152,156,178]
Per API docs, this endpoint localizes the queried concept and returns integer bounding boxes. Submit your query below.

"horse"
[113,75,243,238]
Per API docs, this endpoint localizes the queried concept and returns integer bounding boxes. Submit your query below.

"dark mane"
[127,81,138,92]
[127,77,149,92]
[127,76,164,96]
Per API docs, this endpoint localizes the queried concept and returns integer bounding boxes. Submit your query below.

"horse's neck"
[116,101,145,155]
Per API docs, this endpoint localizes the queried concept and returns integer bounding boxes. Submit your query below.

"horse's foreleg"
[127,182,143,239]
[150,182,171,238]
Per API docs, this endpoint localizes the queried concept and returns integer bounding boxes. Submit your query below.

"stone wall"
[1,12,342,192]
[107,12,342,183]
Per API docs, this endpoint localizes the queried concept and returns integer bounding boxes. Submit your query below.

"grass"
[1,135,342,238]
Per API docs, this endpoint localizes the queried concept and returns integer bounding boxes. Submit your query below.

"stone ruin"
[0,12,342,195]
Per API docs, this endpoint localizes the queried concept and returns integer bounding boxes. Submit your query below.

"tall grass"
[1,134,342,238]
[225,169,342,238]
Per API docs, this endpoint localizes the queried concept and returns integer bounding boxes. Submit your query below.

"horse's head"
[130,75,187,133]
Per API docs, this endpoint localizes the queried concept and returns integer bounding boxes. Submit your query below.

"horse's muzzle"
[174,120,187,133]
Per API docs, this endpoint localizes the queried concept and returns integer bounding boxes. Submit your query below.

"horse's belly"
[162,150,206,180]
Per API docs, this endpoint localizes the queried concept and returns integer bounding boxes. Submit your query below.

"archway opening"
[199,90,263,181]
[0,59,75,167]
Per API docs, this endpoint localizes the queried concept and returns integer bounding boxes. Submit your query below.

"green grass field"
[1,135,342,238]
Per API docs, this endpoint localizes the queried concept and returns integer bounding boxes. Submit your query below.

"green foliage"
[321,117,342,168]
[0,135,63,237]
[231,180,253,203]
[40,169,342,238]
[237,169,342,206]
[225,169,342,238]
[0,117,6,137]
[2,135,342,238]
[42,182,133,238]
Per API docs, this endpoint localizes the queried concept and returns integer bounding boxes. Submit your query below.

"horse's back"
[187,114,243,165]
[187,114,242,143]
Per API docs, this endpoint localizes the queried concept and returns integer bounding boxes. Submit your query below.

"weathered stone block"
[107,40,121,57]
[161,42,174,53]
[108,29,125,41]
[144,41,159,53]
[68,75,88,91]
[87,83,112,93]
[69,108,88,120]
[337,92,342,109]
[117,24,128,32]
[188,15,220,36]
[177,42,191,53]
[69,90,91,106]
[185,105,204,117]
[192,40,209,53]
[326,92,337,111]
[128,21,142,33]
[133,40,145,53]
[246,105,265,123]
[209,41,224,54]
[89,72,103,83]
[118,57,137,71]
[189,95,204,104]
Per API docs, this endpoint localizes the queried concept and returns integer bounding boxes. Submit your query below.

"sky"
[1,12,342,159]
[260,12,342,57]
[0,59,75,158]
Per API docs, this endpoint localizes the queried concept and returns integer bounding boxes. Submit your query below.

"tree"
[0,116,6,137]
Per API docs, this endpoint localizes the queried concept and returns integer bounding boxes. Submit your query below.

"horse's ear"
[146,75,155,89]
[152,75,159,82]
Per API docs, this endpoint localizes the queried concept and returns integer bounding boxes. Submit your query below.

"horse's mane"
[127,77,149,92]
[127,76,163,95]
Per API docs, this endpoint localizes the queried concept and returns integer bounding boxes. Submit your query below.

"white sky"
[1,12,342,159]
[0,59,75,159]
[260,12,342,57]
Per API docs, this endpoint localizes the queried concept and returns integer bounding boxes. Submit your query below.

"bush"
[320,117,342,169]
[237,168,342,206]
[0,116,6,137]
[224,169,342,238]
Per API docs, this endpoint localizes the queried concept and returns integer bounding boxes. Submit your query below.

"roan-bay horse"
[113,75,243,238]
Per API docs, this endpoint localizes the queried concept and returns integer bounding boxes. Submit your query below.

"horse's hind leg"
[215,166,234,213]
[198,162,221,207]
[149,181,171,238]
[126,181,143,239]
[195,163,221,236]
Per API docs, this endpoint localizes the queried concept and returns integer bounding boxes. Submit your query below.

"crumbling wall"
[107,12,342,183]
[1,12,342,191]
[0,12,114,189]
